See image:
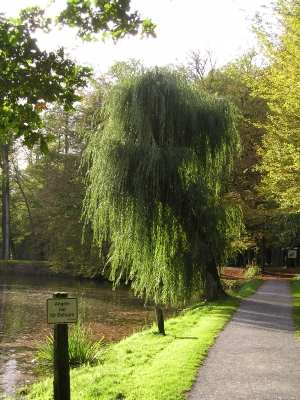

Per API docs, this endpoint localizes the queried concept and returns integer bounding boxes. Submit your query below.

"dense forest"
[1,0,300,303]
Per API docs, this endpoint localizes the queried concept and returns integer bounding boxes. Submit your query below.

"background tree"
[185,48,217,86]
[0,13,91,259]
[9,100,104,273]
[1,0,155,261]
[186,49,271,268]
[251,0,300,250]
[83,66,241,306]
[209,53,269,268]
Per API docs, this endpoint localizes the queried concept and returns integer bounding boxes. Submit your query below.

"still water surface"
[0,274,173,398]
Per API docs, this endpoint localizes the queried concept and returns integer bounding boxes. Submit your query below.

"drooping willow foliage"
[83,66,241,306]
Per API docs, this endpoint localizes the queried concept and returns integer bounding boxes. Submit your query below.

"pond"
[0,274,175,398]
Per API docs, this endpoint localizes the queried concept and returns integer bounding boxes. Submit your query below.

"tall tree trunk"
[271,246,283,268]
[260,236,266,273]
[10,236,16,260]
[205,256,227,301]
[1,144,10,260]
[12,161,37,257]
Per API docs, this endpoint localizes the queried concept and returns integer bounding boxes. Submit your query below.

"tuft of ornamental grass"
[35,317,103,374]
[24,279,263,400]
[68,318,103,366]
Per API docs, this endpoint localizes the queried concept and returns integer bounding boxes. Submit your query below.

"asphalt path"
[188,279,300,400]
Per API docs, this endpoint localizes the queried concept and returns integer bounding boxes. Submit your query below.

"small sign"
[288,249,297,259]
[47,298,78,324]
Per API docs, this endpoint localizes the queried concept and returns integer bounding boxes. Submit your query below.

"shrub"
[245,264,261,278]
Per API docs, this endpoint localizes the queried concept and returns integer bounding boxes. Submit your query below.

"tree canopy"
[1,0,155,150]
[252,0,300,213]
[17,0,156,42]
[203,52,269,262]
[83,66,242,305]
[248,0,300,248]
[56,0,156,41]
[0,13,92,150]
[0,0,156,261]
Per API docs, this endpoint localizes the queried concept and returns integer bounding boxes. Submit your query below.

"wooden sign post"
[47,292,78,400]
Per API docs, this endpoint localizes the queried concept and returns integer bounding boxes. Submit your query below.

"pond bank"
[22,280,264,400]
[0,273,170,398]
[0,261,106,279]
[0,261,60,277]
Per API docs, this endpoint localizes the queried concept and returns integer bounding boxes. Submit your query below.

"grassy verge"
[234,278,263,298]
[290,276,300,339]
[21,279,263,400]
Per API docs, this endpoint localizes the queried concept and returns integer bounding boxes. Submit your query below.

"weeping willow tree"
[83,66,241,306]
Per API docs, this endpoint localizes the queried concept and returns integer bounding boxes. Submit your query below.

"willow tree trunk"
[177,211,227,302]
[1,144,10,260]
[205,256,227,301]
[260,236,266,273]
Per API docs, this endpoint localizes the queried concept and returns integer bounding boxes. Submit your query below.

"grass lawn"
[290,276,300,339]
[19,279,263,400]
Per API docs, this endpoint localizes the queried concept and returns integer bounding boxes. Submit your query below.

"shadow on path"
[188,280,300,400]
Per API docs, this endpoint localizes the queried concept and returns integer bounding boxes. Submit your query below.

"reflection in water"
[0,359,17,398]
[0,274,174,398]
[0,284,6,338]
